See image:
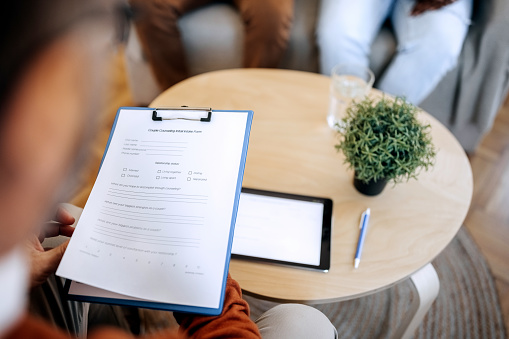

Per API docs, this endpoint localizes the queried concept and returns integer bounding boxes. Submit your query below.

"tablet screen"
[231,188,332,271]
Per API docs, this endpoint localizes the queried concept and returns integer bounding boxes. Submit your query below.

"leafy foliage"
[335,97,436,184]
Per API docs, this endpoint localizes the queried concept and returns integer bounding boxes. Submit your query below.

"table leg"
[392,263,440,339]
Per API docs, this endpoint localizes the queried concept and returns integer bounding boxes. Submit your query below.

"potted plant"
[335,96,436,196]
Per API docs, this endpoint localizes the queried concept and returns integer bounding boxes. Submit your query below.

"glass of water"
[327,63,375,129]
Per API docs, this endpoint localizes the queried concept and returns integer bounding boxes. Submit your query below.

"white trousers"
[256,303,337,339]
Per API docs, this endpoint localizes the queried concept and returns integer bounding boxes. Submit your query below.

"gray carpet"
[244,227,507,338]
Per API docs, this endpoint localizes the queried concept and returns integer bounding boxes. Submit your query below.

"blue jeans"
[317,0,472,104]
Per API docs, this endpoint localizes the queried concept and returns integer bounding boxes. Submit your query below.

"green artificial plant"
[335,96,436,184]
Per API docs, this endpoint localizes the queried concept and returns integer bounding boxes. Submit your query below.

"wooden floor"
[464,94,509,332]
[71,51,509,332]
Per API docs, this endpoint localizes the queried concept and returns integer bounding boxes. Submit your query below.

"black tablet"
[231,188,333,272]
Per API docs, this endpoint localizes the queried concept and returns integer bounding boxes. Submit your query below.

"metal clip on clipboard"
[152,106,212,122]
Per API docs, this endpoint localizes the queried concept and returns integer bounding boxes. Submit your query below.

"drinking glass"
[327,64,375,129]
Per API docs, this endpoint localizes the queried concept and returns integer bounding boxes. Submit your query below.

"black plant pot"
[353,175,387,196]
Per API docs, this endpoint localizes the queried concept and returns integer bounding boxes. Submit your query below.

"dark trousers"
[130,0,294,90]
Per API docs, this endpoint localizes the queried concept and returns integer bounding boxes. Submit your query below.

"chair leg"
[392,263,440,339]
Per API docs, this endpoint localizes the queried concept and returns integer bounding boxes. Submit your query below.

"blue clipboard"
[63,106,253,316]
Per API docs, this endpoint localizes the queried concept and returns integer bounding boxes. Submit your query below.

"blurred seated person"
[317,0,473,105]
[0,1,336,338]
[130,0,294,90]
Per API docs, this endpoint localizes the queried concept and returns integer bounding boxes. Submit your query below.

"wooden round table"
[151,69,473,337]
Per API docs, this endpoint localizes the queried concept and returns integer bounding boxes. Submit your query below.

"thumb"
[30,240,70,287]
[40,240,69,274]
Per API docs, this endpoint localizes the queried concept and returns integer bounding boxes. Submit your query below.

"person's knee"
[317,16,372,62]
[396,9,469,74]
[239,1,293,46]
[256,304,337,339]
[130,0,181,30]
[319,28,371,57]
[317,28,372,75]
[397,31,464,76]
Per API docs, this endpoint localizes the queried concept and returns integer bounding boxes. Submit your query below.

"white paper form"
[57,108,250,309]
